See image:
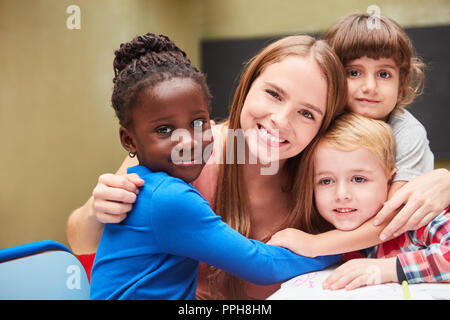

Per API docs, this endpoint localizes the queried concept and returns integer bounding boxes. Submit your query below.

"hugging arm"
[268,214,395,258]
[374,168,450,239]
[150,182,341,285]
[269,169,450,257]
[66,155,141,254]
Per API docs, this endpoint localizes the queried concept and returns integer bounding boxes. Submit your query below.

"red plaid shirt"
[344,206,450,284]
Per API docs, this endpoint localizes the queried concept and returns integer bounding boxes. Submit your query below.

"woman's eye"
[352,176,366,183]
[265,89,281,101]
[192,119,206,128]
[299,109,314,120]
[378,71,391,79]
[347,69,360,77]
[156,126,172,135]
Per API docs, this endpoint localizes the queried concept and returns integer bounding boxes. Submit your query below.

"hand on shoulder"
[375,168,450,240]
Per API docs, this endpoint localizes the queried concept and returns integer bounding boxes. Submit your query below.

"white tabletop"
[268,265,450,300]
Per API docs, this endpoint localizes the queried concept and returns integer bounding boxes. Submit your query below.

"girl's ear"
[119,126,137,155]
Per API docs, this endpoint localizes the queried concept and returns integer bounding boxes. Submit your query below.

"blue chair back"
[0,240,90,299]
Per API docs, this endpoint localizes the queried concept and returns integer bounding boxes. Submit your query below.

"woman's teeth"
[259,127,287,143]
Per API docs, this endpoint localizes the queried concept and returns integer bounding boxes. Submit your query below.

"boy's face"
[313,144,392,231]
[120,78,212,183]
[345,56,400,120]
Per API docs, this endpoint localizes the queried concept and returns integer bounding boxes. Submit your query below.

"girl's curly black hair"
[111,33,212,128]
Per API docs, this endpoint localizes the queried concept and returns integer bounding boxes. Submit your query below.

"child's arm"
[268,212,395,258]
[151,181,341,285]
[267,182,401,256]
[269,170,450,258]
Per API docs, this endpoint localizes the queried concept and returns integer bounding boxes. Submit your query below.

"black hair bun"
[113,33,187,75]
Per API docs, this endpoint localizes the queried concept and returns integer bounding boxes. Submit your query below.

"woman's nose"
[270,106,290,129]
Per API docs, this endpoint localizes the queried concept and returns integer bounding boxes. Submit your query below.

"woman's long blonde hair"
[209,35,347,299]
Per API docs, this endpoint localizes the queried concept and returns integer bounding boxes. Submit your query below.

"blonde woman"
[67,35,450,299]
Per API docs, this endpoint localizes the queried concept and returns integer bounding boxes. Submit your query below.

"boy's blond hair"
[320,112,396,176]
[322,13,425,111]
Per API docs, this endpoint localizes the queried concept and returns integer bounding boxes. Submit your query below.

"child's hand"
[268,228,319,257]
[322,257,397,290]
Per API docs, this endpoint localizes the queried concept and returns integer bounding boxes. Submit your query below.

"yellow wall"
[1,0,449,249]
[201,0,450,39]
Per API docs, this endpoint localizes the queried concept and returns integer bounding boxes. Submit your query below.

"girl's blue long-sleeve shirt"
[90,165,340,300]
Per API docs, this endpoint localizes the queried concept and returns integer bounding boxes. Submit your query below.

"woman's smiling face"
[239,55,328,165]
[120,77,212,183]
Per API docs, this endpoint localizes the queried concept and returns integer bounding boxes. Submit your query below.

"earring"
[129,152,136,158]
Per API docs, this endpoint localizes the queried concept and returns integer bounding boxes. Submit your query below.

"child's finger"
[328,273,355,290]
[323,262,351,286]
[323,267,352,290]
[345,275,367,290]
[323,269,341,289]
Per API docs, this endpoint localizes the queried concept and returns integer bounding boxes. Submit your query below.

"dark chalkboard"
[201,25,450,158]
